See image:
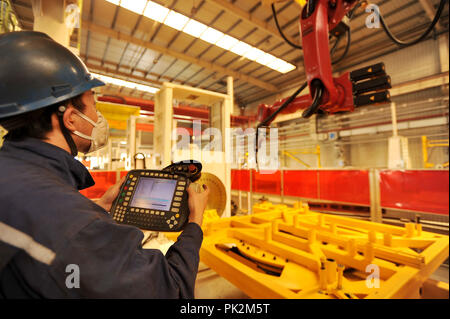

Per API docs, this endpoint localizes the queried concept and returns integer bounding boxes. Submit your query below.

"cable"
[330,34,343,57]
[257,81,308,129]
[347,1,362,19]
[329,0,362,64]
[271,3,302,50]
[306,0,316,18]
[332,28,351,65]
[379,0,447,47]
[255,81,308,167]
[302,82,324,118]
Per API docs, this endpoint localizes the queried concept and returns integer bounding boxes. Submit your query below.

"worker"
[0,31,209,298]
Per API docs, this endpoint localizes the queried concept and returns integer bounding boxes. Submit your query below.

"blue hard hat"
[0,31,105,120]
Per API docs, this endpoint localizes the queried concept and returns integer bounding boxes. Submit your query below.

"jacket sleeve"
[49,218,203,299]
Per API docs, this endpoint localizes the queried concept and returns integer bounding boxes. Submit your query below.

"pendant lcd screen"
[130,177,177,211]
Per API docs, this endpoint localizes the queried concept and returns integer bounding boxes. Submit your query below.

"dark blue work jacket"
[0,138,203,298]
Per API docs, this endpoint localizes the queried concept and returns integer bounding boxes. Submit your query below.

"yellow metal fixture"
[261,0,307,7]
[200,201,449,299]
[282,145,321,168]
[422,136,449,168]
[0,126,6,147]
[96,101,140,131]
[0,0,20,33]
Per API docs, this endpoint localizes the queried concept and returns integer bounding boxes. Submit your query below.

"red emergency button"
[189,164,196,172]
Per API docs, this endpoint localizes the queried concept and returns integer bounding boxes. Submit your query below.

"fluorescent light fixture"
[120,0,147,14]
[229,41,252,56]
[266,58,296,73]
[256,52,277,66]
[278,63,296,73]
[92,72,159,94]
[200,27,224,44]
[215,34,239,50]
[105,0,296,74]
[143,1,169,23]
[244,47,266,62]
[182,19,208,37]
[164,10,190,31]
[266,58,283,71]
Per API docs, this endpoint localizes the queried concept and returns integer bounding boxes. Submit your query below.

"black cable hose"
[258,81,308,129]
[332,28,351,65]
[347,1,362,19]
[330,34,343,57]
[255,81,308,166]
[302,83,324,118]
[379,0,447,47]
[306,0,316,18]
[271,3,302,50]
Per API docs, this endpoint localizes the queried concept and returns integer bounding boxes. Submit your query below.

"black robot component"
[162,160,202,182]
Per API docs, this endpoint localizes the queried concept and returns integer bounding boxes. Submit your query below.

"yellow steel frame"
[0,126,6,147]
[422,136,449,168]
[199,202,449,299]
[0,0,20,33]
[261,0,307,7]
[282,145,321,168]
[95,101,140,131]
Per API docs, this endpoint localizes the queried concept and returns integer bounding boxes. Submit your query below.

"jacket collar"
[1,137,94,190]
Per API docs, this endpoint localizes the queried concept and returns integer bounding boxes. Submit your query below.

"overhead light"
[120,0,147,15]
[143,1,169,23]
[278,64,296,73]
[105,0,296,74]
[164,10,190,31]
[229,41,252,56]
[244,47,266,62]
[92,72,159,94]
[256,52,277,66]
[200,27,224,45]
[266,58,296,73]
[216,35,239,50]
[182,19,208,38]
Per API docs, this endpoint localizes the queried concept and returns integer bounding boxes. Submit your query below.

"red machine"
[257,0,392,126]
[254,0,446,168]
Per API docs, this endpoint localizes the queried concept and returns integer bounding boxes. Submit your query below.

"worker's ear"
[60,105,78,131]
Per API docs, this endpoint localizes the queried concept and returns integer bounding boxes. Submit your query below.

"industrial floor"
[194,262,449,299]
[430,263,450,284]
[194,262,249,299]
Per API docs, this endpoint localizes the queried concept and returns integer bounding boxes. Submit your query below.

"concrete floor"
[194,262,249,299]
[430,263,449,284]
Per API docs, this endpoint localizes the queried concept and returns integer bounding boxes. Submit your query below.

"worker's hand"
[96,176,126,212]
[187,183,210,227]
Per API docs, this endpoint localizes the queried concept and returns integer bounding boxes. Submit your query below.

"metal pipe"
[318,99,448,124]
[318,105,448,132]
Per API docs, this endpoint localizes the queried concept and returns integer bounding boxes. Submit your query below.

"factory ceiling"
[10,0,449,107]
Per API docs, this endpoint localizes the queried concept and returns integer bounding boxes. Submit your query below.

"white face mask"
[72,110,109,153]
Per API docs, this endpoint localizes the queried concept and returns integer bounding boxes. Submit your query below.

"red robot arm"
[257,0,391,125]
